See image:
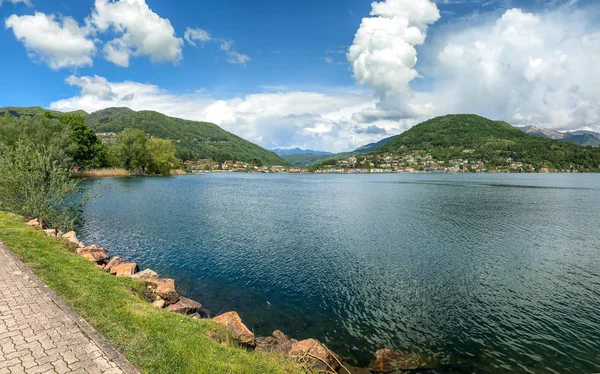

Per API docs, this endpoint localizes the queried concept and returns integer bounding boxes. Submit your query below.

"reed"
[73,168,132,178]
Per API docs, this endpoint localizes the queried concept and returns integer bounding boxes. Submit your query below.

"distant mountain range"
[517,125,600,147]
[271,147,332,156]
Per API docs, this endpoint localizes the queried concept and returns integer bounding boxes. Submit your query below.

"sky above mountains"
[1,0,599,152]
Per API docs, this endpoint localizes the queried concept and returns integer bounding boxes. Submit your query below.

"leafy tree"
[114,128,149,171]
[0,141,84,231]
[60,114,107,168]
[147,138,179,176]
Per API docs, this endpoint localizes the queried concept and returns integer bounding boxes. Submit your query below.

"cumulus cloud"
[89,0,183,67]
[185,27,250,65]
[4,12,95,70]
[348,0,440,120]
[432,7,600,130]
[50,75,414,152]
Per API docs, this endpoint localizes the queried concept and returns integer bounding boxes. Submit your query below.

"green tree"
[147,138,179,176]
[114,128,149,171]
[0,141,84,231]
[60,114,107,168]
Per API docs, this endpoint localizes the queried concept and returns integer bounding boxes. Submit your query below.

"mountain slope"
[84,107,286,165]
[272,147,332,156]
[1,106,88,119]
[517,125,600,147]
[352,135,397,153]
[282,135,397,167]
[375,114,600,170]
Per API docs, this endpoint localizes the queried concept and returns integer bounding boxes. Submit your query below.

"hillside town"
[313,152,549,174]
[183,159,309,173]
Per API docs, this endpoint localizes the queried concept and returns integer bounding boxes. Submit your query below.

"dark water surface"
[78,173,600,373]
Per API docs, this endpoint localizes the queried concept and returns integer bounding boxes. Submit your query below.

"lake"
[78,173,600,373]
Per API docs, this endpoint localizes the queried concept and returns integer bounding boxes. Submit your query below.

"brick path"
[0,242,139,374]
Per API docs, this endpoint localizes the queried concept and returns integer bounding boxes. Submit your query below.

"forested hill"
[84,108,286,165]
[375,114,600,170]
[0,106,88,119]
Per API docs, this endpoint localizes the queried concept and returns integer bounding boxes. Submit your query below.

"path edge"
[0,241,141,374]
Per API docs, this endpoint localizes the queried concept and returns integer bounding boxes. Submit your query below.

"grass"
[0,211,303,374]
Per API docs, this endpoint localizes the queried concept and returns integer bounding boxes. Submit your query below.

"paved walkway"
[0,242,139,374]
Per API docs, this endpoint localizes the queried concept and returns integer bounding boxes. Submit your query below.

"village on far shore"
[183,150,579,175]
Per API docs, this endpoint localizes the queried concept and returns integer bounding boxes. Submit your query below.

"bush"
[0,140,85,230]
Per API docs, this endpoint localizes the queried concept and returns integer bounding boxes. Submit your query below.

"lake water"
[78,173,600,373]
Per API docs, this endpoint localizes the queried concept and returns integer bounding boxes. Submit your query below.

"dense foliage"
[85,107,287,165]
[0,141,83,230]
[375,114,600,171]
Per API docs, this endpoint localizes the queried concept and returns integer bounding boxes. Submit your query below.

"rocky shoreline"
[26,218,437,374]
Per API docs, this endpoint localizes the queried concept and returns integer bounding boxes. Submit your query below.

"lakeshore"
[75,173,600,373]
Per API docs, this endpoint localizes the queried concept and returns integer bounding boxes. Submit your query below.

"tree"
[60,114,107,168]
[0,141,84,231]
[114,128,149,171]
[147,138,179,176]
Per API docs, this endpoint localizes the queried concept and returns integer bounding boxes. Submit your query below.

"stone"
[212,311,255,348]
[131,269,159,281]
[148,278,179,305]
[256,330,298,356]
[369,348,437,373]
[110,263,139,277]
[44,229,58,237]
[104,257,124,273]
[167,297,202,315]
[81,251,109,264]
[152,299,166,309]
[288,338,340,373]
[62,231,82,247]
[190,313,201,319]
[76,244,104,255]
[26,218,40,227]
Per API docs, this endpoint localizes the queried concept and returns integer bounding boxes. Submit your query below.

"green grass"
[0,211,302,374]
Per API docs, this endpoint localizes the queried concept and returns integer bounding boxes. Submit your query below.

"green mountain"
[374,114,600,170]
[83,107,286,165]
[1,106,88,119]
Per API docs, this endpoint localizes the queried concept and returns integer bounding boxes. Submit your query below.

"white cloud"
[348,0,440,120]
[50,75,414,152]
[184,27,212,46]
[0,0,31,6]
[4,12,95,70]
[431,7,600,130]
[185,27,250,65]
[89,0,183,67]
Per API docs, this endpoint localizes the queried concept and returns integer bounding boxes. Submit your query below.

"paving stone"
[0,243,137,374]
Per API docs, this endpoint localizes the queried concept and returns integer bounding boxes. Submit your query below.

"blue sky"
[1,0,599,152]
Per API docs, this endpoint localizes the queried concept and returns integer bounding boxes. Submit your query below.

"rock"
[148,278,179,305]
[256,330,297,356]
[44,229,58,237]
[81,250,109,264]
[110,263,139,277]
[190,313,201,320]
[167,297,202,315]
[369,349,437,373]
[212,311,255,348]
[76,244,104,255]
[104,257,124,273]
[288,339,340,373]
[62,231,82,247]
[152,299,166,309]
[26,218,40,227]
[131,269,159,281]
